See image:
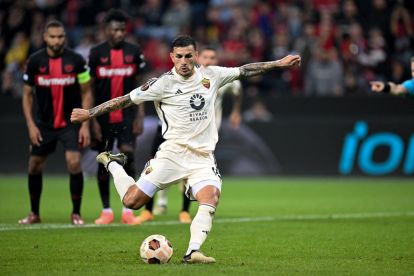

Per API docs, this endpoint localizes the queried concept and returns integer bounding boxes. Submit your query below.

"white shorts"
[136,141,222,200]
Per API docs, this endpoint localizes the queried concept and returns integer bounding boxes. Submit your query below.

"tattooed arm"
[239,55,301,78]
[71,94,134,123]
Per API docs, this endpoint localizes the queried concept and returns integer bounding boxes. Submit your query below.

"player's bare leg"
[19,155,46,224]
[96,152,151,212]
[183,185,219,264]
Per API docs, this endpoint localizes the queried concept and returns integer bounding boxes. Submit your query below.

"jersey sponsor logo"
[100,57,109,63]
[190,94,205,110]
[35,75,76,86]
[64,64,74,72]
[125,55,134,63]
[96,65,137,78]
[39,66,47,73]
[201,78,210,89]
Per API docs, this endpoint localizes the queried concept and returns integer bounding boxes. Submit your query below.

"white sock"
[156,188,168,206]
[108,162,135,201]
[122,207,132,213]
[186,204,216,255]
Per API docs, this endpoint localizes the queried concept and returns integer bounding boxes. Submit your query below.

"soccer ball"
[139,234,173,264]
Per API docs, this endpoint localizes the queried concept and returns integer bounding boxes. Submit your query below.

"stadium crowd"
[1,0,413,100]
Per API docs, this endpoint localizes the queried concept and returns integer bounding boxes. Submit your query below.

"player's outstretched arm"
[239,54,301,78]
[370,81,407,96]
[71,94,134,123]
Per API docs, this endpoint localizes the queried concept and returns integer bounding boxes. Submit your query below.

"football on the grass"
[139,234,173,264]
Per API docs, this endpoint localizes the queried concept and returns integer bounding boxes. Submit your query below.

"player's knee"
[122,194,141,210]
[197,187,221,206]
[28,158,44,174]
[66,160,81,174]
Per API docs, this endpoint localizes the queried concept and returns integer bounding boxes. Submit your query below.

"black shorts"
[30,124,80,156]
[93,122,135,152]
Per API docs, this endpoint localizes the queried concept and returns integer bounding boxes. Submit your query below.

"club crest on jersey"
[64,64,74,72]
[39,66,47,73]
[125,55,134,63]
[201,78,210,89]
[100,57,108,63]
[190,94,205,110]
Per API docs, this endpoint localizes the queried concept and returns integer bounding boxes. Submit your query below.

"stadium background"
[0,0,414,176]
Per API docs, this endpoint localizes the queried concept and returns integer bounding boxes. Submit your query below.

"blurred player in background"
[370,57,414,95]
[20,20,92,225]
[88,9,146,225]
[71,35,300,263]
[138,46,243,224]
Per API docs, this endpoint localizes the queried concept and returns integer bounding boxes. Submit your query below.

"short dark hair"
[411,56,414,63]
[199,46,217,54]
[171,35,196,51]
[44,20,64,32]
[104,9,128,25]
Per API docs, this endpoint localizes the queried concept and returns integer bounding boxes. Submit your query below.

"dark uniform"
[89,41,145,151]
[89,40,145,211]
[23,48,90,154]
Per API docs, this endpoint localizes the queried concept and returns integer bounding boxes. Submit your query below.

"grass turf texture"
[0,176,413,275]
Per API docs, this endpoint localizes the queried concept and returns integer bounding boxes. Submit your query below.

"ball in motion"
[139,234,173,264]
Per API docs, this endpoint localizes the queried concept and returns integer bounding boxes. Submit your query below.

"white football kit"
[214,80,242,130]
[129,65,240,198]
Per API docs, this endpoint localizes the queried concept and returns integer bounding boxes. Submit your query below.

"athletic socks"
[28,173,42,215]
[182,191,191,212]
[186,204,216,255]
[145,197,154,211]
[97,164,110,209]
[70,172,83,214]
[108,162,135,201]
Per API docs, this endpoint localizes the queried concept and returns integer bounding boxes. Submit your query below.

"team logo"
[64,64,74,72]
[39,66,47,73]
[190,94,205,110]
[125,55,134,63]
[100,57,108,63]
[201,78,210,89]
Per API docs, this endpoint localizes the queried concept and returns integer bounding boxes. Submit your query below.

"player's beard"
[48,44,64,56]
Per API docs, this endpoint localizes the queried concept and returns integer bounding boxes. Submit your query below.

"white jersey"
[215,80,242,130]
[130,65,240,153]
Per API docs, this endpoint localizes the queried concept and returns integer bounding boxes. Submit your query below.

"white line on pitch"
[0,211,413,232]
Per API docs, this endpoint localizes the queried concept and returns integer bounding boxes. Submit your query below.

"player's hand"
[133,117,144,137]
[28,125,43,146]
[71,108,90,124]
[370,81,385,92]
[229,111,241,129]
[92,119,102,142]
[78,123,90,148]
[277,55,301,68]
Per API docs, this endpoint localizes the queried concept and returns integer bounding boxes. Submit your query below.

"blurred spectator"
[305,47,343,96]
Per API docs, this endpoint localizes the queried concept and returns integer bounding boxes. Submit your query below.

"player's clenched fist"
[71,108,90,124]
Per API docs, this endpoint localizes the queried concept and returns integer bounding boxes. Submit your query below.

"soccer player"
[88,9,146,225]
[141,46,243,224]
[20,20,92,225]
[71,35,300,263]
[370,57,414,95]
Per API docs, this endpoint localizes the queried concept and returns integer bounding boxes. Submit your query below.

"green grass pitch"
[0,176,413,275]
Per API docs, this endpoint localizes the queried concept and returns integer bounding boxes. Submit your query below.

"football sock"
[186,204,216,255]
[28,173,42,215]
[157,189,168,207]
[122,207,132,212]
[182,191,191,212]
[97,164,110,209]
[145,197,154,211]
[108,162,135,201]
[123,151,136,178]
[70,172,83,214]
